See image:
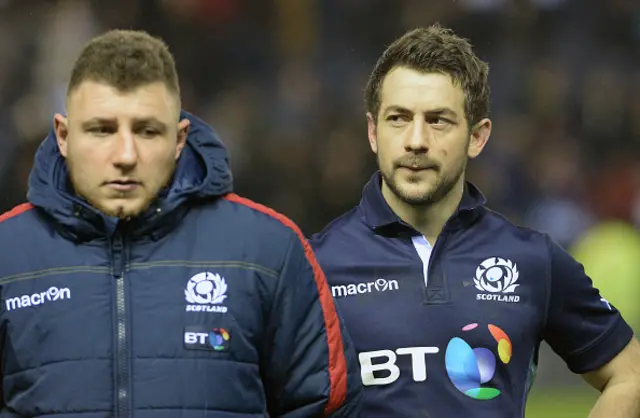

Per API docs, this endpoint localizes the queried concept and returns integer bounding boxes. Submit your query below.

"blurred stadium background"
[0,0,638,416]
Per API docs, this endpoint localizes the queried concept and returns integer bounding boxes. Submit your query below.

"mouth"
[399,165,437,172]
[105,179,141,192]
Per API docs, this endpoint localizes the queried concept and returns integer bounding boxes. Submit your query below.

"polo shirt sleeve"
[542,236,634,374]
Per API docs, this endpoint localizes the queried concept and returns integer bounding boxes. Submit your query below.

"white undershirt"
[411,236,433,287]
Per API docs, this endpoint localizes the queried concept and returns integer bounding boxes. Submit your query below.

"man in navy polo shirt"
[310,25,640,417]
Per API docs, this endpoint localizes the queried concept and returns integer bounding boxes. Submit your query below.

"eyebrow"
[80,117,168,132]
[81,118,116,129]
[383,105,459,118]
[132,118,168,132]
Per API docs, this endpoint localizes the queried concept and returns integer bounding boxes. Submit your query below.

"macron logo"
[5,287,71,312]
[331,279,399,298]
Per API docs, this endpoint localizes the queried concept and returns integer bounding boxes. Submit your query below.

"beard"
[79,184,155,220]
[102,202,148,220]
[378,154,466,207]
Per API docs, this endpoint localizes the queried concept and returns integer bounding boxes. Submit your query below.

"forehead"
[67,81,177,122]
[379,67,465,114]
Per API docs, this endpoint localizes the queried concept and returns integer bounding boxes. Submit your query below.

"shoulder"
[307,206,377,276]
[309,206,367,250]
[222,193,302,235]
[217,193,304,240]
[476,209,559,282]
[480,207,552,249]
[0,203,40,233]
[0,203,54,278]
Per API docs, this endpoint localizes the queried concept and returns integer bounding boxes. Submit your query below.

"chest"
[0,232,279,374]
[326,235,549,385]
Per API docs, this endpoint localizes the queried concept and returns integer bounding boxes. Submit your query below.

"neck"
[381,179,465,245]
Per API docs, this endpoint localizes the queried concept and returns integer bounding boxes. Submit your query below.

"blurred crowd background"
[1,0,639,416]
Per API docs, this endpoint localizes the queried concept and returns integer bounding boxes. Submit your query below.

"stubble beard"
[378,155,466,207]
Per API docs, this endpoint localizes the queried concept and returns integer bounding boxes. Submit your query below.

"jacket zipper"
[111,232,130,417]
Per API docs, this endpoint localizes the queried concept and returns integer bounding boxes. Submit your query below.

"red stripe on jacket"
[0,201,34,406]
[0,203,34,223]
[223,193,347,414]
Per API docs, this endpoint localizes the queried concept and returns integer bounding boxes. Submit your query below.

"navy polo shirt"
[310,172,633,418]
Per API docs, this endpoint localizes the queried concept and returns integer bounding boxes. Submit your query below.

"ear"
[175,118,190,159]
[468,118,491,159]
[54,113,69,158]
[366,112,378,154]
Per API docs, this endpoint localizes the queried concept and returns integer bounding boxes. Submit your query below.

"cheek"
[375,134,397,159]
[440,147,469,174]
[145,150,178,177]
[66,145,98,174]
[376,146,395,167]
[68,138,103,160]
[439,135,468,160]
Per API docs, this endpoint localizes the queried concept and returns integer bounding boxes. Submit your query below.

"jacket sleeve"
[263,231,362,417]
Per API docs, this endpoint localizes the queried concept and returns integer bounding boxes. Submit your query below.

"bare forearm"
[588,382,640,418]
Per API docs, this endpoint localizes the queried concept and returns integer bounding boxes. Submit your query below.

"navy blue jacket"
[310,171,634,418]
[0,112,362,418]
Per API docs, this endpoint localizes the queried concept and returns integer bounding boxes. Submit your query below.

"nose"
[404,117,431,153]
[112,130,138,169]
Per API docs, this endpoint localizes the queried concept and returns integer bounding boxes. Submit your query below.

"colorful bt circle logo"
[445,323,512,400]
[209,328,230,351]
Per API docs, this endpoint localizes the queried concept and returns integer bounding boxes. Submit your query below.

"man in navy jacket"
[0,30,362,417]
[310,25,640,417]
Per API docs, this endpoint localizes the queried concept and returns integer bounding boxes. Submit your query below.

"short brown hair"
[68,29,180,103]
[364,24,490,126]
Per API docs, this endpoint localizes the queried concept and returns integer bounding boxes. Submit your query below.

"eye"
[87,126,114,136]
[138,128,160,138]
[387,114,410,126]
[427,116,452,128]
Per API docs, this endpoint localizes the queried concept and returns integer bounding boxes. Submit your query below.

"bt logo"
[358,322,513,400]
[359,347,440,386]
[445,323,512,400]
[184,327,231,351]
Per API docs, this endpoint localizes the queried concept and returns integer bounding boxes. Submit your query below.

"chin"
[391,177,442,205]
[399,189,436,206]
[104,207,142,219]
[94,200,151,219]
[398,180,435,196]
